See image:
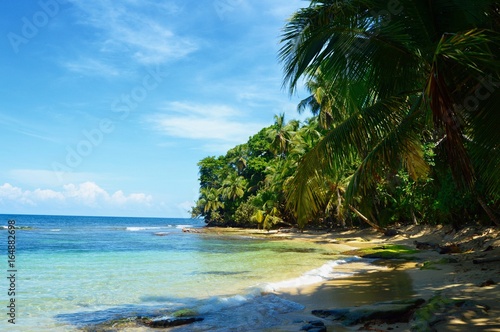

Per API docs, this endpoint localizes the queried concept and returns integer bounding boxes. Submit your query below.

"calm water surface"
[0,214,365,331]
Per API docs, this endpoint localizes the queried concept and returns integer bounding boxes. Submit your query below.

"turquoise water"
[0,215,358,331]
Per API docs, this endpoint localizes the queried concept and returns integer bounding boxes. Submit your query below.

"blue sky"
[0,0,307,218]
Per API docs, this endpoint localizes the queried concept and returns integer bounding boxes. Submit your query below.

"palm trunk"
[477,196,500,226]
[337,187,346,228]
[348,205,385,233]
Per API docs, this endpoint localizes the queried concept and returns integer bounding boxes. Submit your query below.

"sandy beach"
[258,225,500,331]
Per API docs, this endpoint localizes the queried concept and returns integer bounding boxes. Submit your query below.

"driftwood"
[473,256,500,264]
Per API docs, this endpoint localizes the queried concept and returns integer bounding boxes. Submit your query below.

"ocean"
[0,214,362,331]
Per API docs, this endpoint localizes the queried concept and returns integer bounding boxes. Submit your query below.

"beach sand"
[265,225,500,331]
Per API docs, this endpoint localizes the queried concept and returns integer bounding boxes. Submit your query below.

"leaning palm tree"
[280,0,500,227]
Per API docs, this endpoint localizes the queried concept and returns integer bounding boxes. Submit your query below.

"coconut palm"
[227,144,248,174]
[267,113,300,157]
[280,0,500,227]
[200,187,224,215]
[221,172,247,201]
[297,69,336,129]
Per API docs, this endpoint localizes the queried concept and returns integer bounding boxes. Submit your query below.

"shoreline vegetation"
[88,224,500,331]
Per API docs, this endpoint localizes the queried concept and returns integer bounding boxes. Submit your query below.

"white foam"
[194,258,363,319]
[175,224,193,229]
[125,227,162,231]
[197,292,301,313]
[259,257,362,293]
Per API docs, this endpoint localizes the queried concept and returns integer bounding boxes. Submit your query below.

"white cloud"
[67,0,198,65]
[63,57,122,77]
[149,101,266,149]
[63,182,108,206]
[0,182,152,208]
[32,188,66,201]
[0,183,28,202]
[62,182,153,206]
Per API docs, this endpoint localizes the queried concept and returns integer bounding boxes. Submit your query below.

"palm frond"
[286,95,417,226]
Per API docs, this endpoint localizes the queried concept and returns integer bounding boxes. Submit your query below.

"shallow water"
[0,214,370,331]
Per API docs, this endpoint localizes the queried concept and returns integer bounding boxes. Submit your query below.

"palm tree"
[267,113,300,157]
[250,191,284,230]
[200,187,224,215]
[227,144,248,174]
[280,0,500,227]
[297,69,334,129]
[221,172,247,201]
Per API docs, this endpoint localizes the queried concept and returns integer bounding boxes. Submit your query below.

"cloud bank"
[0,182,152,208]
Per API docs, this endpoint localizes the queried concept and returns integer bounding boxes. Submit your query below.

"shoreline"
[91,224,500,331]
[194,224,500,331]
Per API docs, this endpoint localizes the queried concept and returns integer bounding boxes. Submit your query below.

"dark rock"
[438,244,461,254]
[140,316,203,328]
[473,256,500,264]
[182,228,201,233]
[312,298,425,326]
[384,229,400,237]
[414,240,461,254]
[301,320,326,331]
[479,279,496,287]
[312,308,349,320]
[411,296,490,331]
[414,240,440,250]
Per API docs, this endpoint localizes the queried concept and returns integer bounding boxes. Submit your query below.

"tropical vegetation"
[192,0,499,231]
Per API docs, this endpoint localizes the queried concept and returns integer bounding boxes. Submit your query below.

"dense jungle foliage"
[192,0,500,231]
